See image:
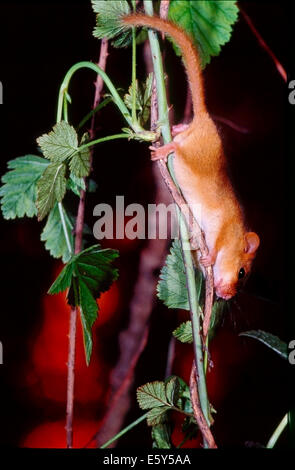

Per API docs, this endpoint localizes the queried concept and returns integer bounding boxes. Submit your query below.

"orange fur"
[122,14,260,300]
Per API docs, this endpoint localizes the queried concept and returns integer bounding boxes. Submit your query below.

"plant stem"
[78,133,130,152]
[57,41,110,449]
[266,413,288,448]
[131,0,137,124]
[100,412,149,449]
[143,0,211,446]
[56,61,137,131]
[66,306,77,448]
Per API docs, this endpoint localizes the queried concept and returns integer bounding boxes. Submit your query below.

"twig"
[155,158,214,339]
[189,362,217,449]
[66,307,77,448]
[65,38,109,449]
[159,0,170,40]
[239,6,287,82]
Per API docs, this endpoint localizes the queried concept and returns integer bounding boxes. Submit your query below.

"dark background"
[0,0,292,448]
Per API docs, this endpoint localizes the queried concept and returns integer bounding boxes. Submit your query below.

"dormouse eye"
[238,268,245,280]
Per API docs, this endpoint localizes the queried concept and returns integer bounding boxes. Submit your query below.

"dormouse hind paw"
[149,142,176,162]
[200,252,216,268]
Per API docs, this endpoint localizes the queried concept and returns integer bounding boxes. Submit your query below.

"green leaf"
[48,244,119,364]
[165,376,180,405]
[36,162,67,220]
[48,262,74,295]
[0,155,49,219]
[69,133,91,178]
[173,320,193,344]
[240,330,288,360]
[41,203,74,263]
[157,240,202,310]
[137,381,169,410]
[146,406,170,426]
[157,240,189,309]
[124,73,153,126]
[152,423,172,449]
[67,173,86,197]
[169,0,239,67]
[92,0,132,47]
[37,121,78,163]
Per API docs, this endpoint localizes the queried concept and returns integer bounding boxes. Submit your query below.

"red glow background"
[0,1,291,448]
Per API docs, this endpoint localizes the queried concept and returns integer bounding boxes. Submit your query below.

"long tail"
[122,13,206,116]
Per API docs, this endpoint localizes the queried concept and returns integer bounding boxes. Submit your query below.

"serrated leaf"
[67,173,86,197]
[48,262,74,295]
[152,423,172,449]
[137,382,168,410]
[48,244,119,364]
[41,203,74,262]
[174,377,193,415]
[36,162,67,221]
[124,73,153,126]
[92,0,132,47]
[169,0,239,67]
[157,240,189,309]
[173,320,193,344]
[69,133,91,178]
[240,330,288,360]
[0,155,49,219]
[165,376,180,405]
[37,121,78,163]
[147,406,170,426]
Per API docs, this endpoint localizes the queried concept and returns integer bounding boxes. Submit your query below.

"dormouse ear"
[244,232,260,254]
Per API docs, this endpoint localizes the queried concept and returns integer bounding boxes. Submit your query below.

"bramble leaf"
[152,423,172,449]
[137,381,168,410]
[69,133,91,178]
[92,0,132,47]
[173,320,193,344]
[169,0,239,67]
[36,162,67,221]
[41,203,74,263]
[48,245,119,364]
[240,330,288,360]
[0,155,49,219]
[137,377,189,427]
[37,121,78,163]
[67,173,86,197]
[157,240,189,309]
[147,407,170,426]
[157,240,202,310]
[124,73,153,126]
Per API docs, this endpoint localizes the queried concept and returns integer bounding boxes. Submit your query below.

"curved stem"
[56,61,134,129]
[266,413,288,448]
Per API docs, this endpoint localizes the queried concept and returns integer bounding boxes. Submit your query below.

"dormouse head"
[213,232,260,300]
